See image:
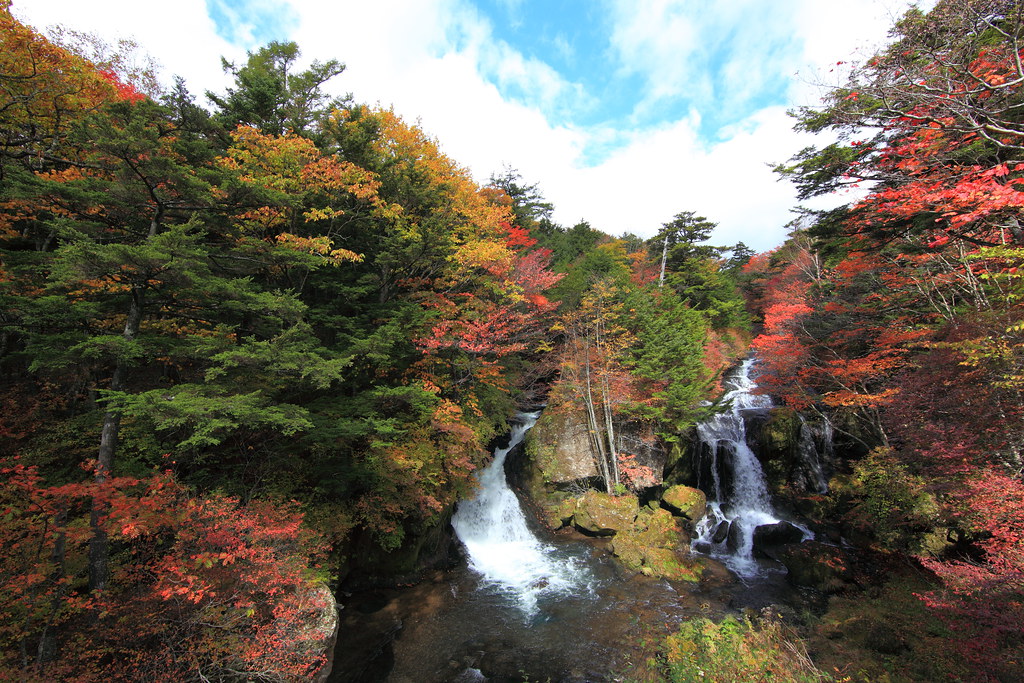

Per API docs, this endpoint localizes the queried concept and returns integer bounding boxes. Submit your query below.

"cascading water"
[692,359,810,577]
[337,406,820,682]
[451,412,592,616]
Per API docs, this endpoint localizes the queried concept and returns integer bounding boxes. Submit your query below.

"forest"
[0,0,1022,681]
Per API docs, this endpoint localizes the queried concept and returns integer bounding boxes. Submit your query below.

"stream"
[331,362,820,682]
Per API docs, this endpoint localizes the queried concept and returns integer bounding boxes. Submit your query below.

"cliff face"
[525,409,600,485]
[523,407,666,491]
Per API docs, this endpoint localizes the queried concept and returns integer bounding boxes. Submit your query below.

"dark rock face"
[340,507,461,591]
[711,520,730,544]
[752,521,805,558]
[330,591,402,682]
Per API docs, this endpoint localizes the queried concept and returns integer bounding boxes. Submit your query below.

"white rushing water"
[692,359,810,577]
[451,412,592,616]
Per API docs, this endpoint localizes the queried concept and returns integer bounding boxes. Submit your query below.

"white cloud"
[13,0,243,97]
[11,0,925,253]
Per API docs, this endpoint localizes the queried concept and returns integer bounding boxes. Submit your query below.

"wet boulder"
[541,496,578,529]
[573,490,638,536]
[752,521,805,558]
[726,521,744,552]
[711,520,730,544]
[610,507,702,582]
[660,485,707,526]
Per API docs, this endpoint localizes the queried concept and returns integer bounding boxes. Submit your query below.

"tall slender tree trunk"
[596,318,619,488]
[582,332,611,493]
[88,286,143,594]
[659,234,668,287]
[36,510,67,669]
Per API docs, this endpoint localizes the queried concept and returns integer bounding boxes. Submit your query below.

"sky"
[13,0,927,252]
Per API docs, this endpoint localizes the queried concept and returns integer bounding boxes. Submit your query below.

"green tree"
[14,95,351,592]
[649,212,748,328]
[207,41,347,141]
[625,286,713,435]
[487,165,553,231]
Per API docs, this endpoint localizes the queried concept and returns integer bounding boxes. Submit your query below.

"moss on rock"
[661,485,707,524]
[541,495,578,529]
[573,490,638,536]
[609,506,703,582]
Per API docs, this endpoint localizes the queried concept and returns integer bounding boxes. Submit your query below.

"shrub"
[662,614,834,683]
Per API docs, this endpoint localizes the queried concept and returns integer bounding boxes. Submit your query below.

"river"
[330,362,818,682]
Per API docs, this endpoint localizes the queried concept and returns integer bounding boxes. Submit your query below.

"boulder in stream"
[660,485,707,525]
[711,520,730,544]
[609,507,703,582]
[573,490,638,536]
[752,521,806,558]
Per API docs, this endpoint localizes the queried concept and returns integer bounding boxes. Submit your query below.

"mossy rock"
[643,547,703,582]
[632,507,684,548]
[573,490,638,536]
[610,535,646,571]
[608,507,702,582]
[661,485,707,524]
[542,496,578,529]
[611,536,702,582]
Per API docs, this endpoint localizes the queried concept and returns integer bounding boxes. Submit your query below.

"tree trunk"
[659,234,669,287]
[88,286,143,594]
[36,510,68,669]
[596,318,619,488]
[582,334,611,493]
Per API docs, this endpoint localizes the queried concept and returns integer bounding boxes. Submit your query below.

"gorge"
[3,2,1023,680]
[331,359,831,682]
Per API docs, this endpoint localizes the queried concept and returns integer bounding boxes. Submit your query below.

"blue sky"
[205,0,297,49]
[471,1,797,142]
[16,0,925,251]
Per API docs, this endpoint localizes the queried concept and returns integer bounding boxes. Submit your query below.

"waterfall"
[692,359,810,577]
[452,412,591,616]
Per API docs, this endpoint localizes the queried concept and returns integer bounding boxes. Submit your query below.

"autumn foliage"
[760,1,1024,678]
[0,462,330,681]
[0,7,574,678]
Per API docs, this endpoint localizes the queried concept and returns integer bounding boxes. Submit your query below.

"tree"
[651,211,721,286]
[208,41,347,141]
[625,286,713,436]
[762,5,1024,675]
[487,165,554,232]
[11,94,358,594]
[0,2,121,180]
[648,212,747,328]
[0,464,332,681]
